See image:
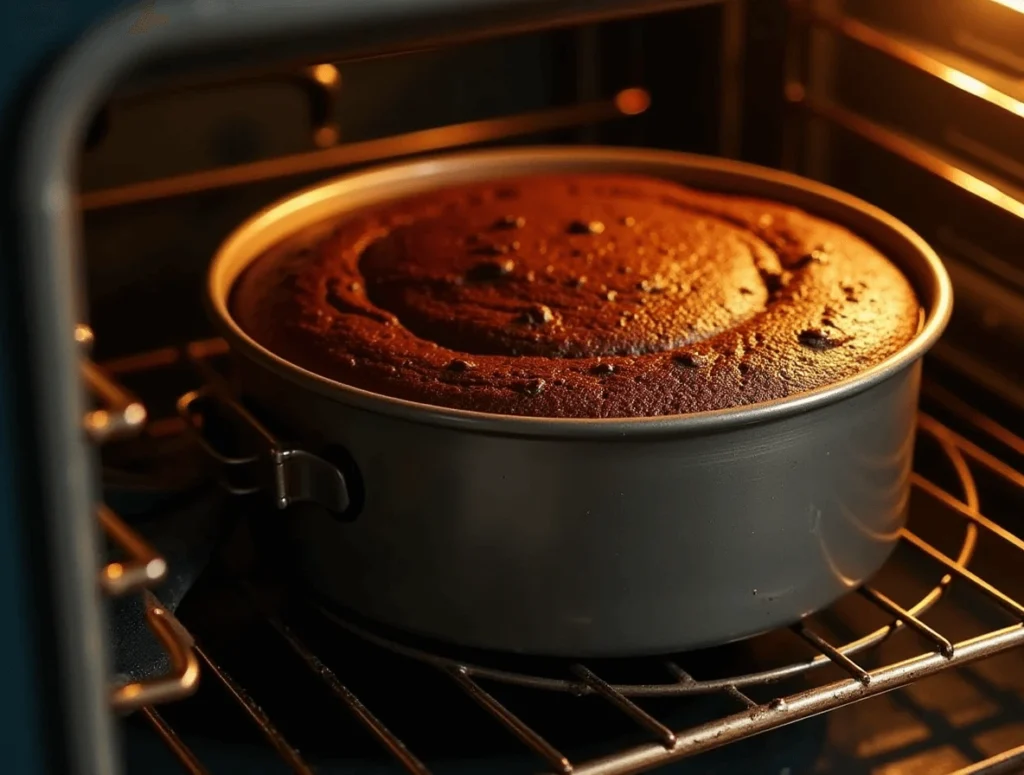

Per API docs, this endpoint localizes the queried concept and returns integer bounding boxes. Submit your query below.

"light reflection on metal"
[110,592,199,712]
[988,0,1024,13]
[448,666,573,775]
[74,323,95,351]
[794,95,1024,221]
[952,741,1024,775]
[82,359,148,442]
[98,505,167,596]
[798,9,1024,119]
[615,87,651,115]
[570,624,1024,775]
[313,124,341,147]
[273,617,434,774]
[943,68,1024,118]
[313,416,980,699]
[921,409,1024,488]
[79,89,649,210]
[922,381,1024,457]
[140,708,211,775]
[194,646,315,775]
[309,63,341,88]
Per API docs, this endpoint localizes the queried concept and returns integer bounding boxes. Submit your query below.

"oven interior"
[23,0,1024,773]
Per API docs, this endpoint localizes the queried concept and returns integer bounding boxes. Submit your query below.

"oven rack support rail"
[99,336,1024,775]
[785,2,1024,221]
[81,324,199,714]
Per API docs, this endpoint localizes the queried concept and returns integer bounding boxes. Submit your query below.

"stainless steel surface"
[307,438,976,691]
[202,145,951,655]
[177,387,350,512]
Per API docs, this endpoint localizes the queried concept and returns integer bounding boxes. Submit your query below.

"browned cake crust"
[230,174,922,419]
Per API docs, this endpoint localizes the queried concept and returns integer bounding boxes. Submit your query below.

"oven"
[3,0,1023,773]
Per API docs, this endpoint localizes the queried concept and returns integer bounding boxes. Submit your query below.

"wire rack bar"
[791,626,871,685]
[858,586,954,658]
[664,662,756,709]
[97,505,168,596]
[921,382,1024,457]
[140,707,211,775]
[110,594,200,713]
[912,473,1024,553]
[570,666,676,749]
[951,742,1024,775]
[568,623,1024,775]
[794,6,1024,121]
[448,667,573,775]
[269,618,432,775]
[113,336,1024,774]
[194,645,315,775]
[900,529,1024,619]
[80,89,649,211]
[920,413,1024,489]
[791,93,1024,222]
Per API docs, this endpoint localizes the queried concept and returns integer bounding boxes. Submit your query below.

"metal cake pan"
[204,146,952,656]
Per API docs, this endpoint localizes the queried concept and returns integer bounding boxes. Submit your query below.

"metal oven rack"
[15,1,1024,774]
[97,335,1024,775]
[81,322,199,716]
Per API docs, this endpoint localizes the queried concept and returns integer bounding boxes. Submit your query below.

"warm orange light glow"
[821,13,1024,120]
[799,96,1024,222]
[942,67,1024,118]
[614,88,651,116]
[313,125,340,148]
[311,63,341,88]
[988,0,1024,13]
[946,167,1024,221]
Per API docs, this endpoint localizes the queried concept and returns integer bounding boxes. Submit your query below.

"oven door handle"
[177,387,351,516]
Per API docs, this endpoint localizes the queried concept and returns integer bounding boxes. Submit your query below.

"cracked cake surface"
[230,174,922,418]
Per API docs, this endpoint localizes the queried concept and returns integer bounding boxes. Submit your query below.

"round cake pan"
[206,146,952,656]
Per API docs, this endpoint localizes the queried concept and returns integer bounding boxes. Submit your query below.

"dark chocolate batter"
[231,174,922,418]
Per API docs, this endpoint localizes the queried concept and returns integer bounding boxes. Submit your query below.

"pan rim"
[207,145,952,439]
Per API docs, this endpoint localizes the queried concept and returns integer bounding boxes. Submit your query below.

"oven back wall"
[78,5,734,361]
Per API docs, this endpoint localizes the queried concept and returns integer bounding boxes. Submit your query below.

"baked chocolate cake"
[230,174,922,418]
